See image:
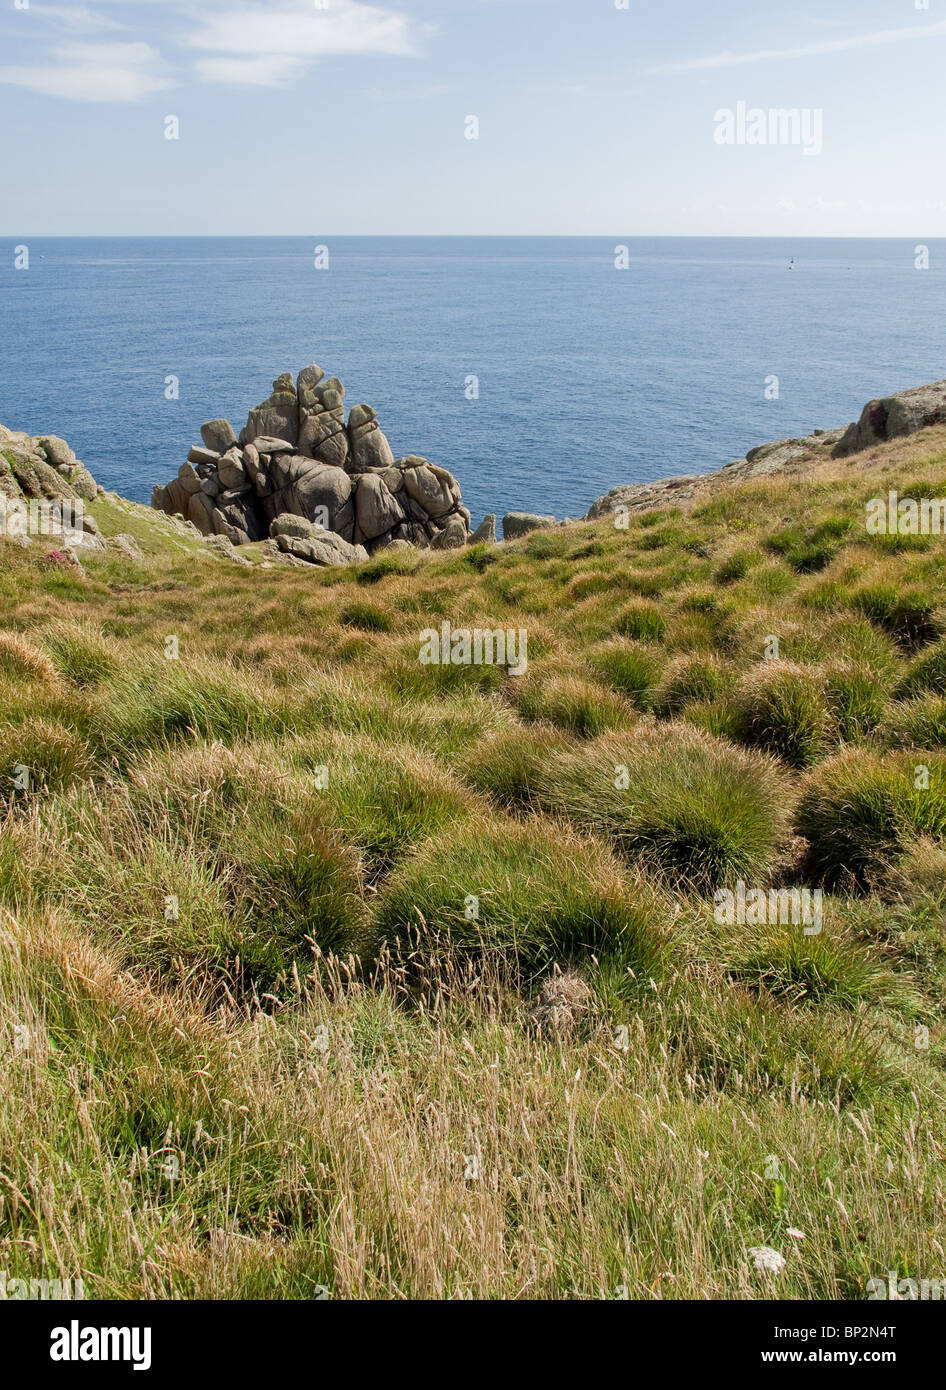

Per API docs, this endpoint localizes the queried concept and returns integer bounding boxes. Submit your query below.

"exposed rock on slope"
[152,366,472,565]
[586,379,946,522]
[0,424,105,548]
[832,379,946,458]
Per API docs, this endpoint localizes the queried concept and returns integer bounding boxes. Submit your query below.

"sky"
[1,0,945,235]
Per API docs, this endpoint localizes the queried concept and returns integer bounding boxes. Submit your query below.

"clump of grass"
[0,717,92,798]
[534,722,793,891]
[615,601,666,642]
[221,804,366,987]
[354,551,419,583]
[752,563,795,597]
[370,818,669,988]
[733,661,831,768]
[524,530,571,560]
[464,723,576,807]
[895,637,946,699]
[388,652,506,699]
[74,750,368,992]
[41,618,122,686]
[877,696,946,750]
[679,699,743,741]
[824,662,889,741]
[818,616,900,676]
[285,733,479,878]
[714,548,758,584]
[653,654,728,717]
[0,630,58,684]
[768,517,853,574]
[339,601,393,633]
[568,572,613,601]
[730,926,916,1011]
[852,584,942,650]
[588,639,660,710]
[796,749,946,888]
[667,970,894,1107]
[102,656,279,760]
[514,672,636,737]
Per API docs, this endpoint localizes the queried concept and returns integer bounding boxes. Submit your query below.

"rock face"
[152,366,472,565]
[0,423,105,550]
[833,380,946,458]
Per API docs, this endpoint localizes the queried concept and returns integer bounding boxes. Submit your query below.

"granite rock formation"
[152,367,472,565]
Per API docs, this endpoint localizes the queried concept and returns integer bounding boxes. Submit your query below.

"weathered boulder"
[178,462,203,495]
[270,513,325,542]
[502,512,557,540]
[0,425,108,555]
[164,478,191,515]
[276,532,369,568]
[188,490,215,535]
[204,534,252,567]
[151,484,172,513]
[470,514,497,544]
[7,447,80,502]
[430,515,468,550]
[38,436,76,471]
[375,537,415,555]
[297,376,348,468]
[348,404,394,472]
[354,471,405,541]
[401,458,460,518]
[277,456,354,539]
[250,436,295,455]
[217,448,247,492]
[188,445,221,469]
[213,490,265,545]
[240,374,299,447]
[201,419,238,454]
[834,380,946,458]
[108,533,144,562]
[297,363,325,397]
[68,467,99,502]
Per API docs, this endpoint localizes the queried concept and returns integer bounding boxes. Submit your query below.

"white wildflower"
[748,1245,786,1275]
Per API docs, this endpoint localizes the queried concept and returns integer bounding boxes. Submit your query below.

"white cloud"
[648,19,946,74]
[31,3,126,31]
[195,54,307,87]
[187,0,417,60]
[0,1,419,99]
[0,41,173,103]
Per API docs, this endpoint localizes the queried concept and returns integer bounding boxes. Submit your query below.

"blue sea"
[2,237,945,526]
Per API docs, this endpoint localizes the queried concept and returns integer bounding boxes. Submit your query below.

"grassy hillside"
[2,428,946,1300]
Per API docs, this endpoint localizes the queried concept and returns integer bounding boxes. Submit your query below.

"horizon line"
[3,233,944,241]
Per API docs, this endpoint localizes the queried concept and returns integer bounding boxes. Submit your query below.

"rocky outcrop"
[0,424,106,550]
[152,367,472,566]
[584,429,848,523]
[833,380,946,458]
[585,378,946,522]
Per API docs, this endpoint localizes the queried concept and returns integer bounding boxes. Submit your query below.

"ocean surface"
[2,237,945,527]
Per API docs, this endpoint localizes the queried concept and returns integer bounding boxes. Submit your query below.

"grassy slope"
[2,432,946,1300]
